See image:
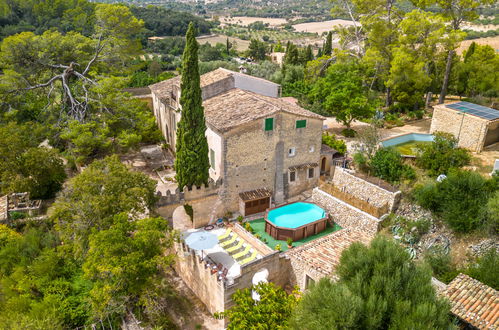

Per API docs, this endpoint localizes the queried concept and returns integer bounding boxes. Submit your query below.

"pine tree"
[174,22,210,190]
[324,31,332,56]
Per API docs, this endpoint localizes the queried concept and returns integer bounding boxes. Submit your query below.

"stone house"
[150,68,325,216]
[430,101,499,152]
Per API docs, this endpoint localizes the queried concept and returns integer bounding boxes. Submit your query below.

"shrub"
[465,249,498,290]
[275,244,281,251]
[370,148,415,183]
[341,128,356,137]
[236,215,244,224]
[183,204,193,222]
[286,238,293,246]
[424,246,455,280]
[486,191,499,235]
[353,152,369,173]
[416,132,471,176]
[413,170,496,232]
[321,133,347,154]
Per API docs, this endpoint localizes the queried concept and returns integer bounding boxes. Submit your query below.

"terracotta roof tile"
[445,273,498,329]
[284,228,373,276]
[203,88,324,132]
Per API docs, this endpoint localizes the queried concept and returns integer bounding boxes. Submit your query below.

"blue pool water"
[381,133,434,148]
[267,202,326,229]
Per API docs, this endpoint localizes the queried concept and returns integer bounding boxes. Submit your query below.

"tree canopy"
[291,236,453,329]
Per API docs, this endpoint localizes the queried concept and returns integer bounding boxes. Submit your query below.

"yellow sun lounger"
[217,228,232,241]
[220,234,237,248]
[233,245,251,260]
[239,251,258,266]
[226,240,244,253]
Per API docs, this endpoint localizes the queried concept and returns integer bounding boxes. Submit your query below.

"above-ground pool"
[265,202,328,241]
[381,133,434,156]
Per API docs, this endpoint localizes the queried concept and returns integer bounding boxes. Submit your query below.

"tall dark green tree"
[324,31,333,56]
[174,22,210,190]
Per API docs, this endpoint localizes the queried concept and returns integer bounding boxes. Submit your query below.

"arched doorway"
[321,157,327,173]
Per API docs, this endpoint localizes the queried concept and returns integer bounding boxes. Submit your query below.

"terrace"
[181,224,274,282]
[248,218,342,251]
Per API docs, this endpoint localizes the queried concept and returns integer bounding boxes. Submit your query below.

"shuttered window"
[265,117,274,131]
[296,120,307,128]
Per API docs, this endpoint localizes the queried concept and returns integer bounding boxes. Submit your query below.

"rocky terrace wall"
[312,188,381,236]
[157,178,222,206]
[331,167,401,212]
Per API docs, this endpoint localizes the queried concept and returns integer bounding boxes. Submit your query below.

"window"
[296,120,307,128]
[309,145,315,153]
[308,168,314,178]
[289,171,296,182]
[288,147,296,157]
[210,149,215,169]
[264,117,274,131]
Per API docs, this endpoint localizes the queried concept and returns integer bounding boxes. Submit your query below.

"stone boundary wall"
[312,188,381,236]
[173,242,226,320]
[331,167,402,212]
[157,178,222,206]
[225,252,290,310]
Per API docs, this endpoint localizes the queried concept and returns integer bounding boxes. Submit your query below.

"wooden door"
[245,197,270,215]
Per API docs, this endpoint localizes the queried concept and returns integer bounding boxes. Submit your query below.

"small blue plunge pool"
[267,202,325,229]
[265,202,328,241]
[381,133,434,156]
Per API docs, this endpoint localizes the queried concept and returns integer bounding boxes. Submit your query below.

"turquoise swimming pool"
[268,202,325,228]
[381,133,434,156]
[265,202,328,241]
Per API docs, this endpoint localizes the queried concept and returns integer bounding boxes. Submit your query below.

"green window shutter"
[210,149,215,169]
[265,118,274,131]
[296,120,306,128]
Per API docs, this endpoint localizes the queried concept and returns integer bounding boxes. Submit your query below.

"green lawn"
[248,218,342,252]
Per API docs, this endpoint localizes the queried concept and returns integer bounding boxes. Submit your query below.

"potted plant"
[237,215,244,224]
[286,238,293,249]
[275,244,281,251]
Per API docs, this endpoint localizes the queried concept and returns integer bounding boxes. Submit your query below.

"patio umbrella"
[185,231,218,258]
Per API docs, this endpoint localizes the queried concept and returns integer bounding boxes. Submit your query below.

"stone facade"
[331,167,402,212]
[222,112,323,211]
[173,240,290,327]
[311,188,381,236]
[151,68,324,216]
[430,104,499,152]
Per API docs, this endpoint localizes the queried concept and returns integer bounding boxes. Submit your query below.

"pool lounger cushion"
[220,234,237,248]
[240,251,258,265]
[233,245,251,260]
[217,228,232,241]
[225,240,244,253]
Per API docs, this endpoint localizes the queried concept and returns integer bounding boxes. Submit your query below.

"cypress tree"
[324,31,332,56]
[317,47,323,58]
[305,45,314,63]
[174,22,210,190]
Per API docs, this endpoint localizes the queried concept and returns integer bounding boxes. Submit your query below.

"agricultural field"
[457,36,499,55]
[292,19,357,34]
[219,16,287,27]
[196,34,251,51]
[212,24,321,45]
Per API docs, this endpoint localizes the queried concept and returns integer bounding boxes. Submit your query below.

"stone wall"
[173,242,226,328]
[430,105,489,152]
[222,112,323,211]
[202,77,234,100]
[311,187,381,236]
[331,167,402,212]
[224,253,291,310]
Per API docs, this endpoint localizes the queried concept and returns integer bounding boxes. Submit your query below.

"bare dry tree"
[11,36,105,122]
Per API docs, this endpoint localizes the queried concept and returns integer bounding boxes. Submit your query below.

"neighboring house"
[430,101,499,152]
[270,52,286,66]
[150,68,325,216]
[445,274,498,329]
